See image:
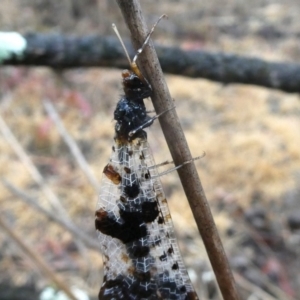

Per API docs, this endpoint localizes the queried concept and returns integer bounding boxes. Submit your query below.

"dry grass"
[1,1,300,299]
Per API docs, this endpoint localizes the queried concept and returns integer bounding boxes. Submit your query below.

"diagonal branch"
[0,215,78,300]
[115,1,240,299]
[0,112,87,254]
[0,113,66,214]
[43,99,100,192]
[2,179,100,251]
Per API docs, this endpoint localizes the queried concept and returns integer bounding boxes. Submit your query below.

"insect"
[95,16,199,300]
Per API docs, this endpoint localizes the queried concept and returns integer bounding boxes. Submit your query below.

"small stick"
[2,179,100,251]
[234,272,284,300]
[0,113,66,214]
[115,1,240,299]
[43,99,100,192]
[0,215,78,300]
[0,112,87,254]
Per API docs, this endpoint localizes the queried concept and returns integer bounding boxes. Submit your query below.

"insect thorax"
[114,70,153,143]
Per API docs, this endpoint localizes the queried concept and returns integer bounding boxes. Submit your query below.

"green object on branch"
[0,32,27,63]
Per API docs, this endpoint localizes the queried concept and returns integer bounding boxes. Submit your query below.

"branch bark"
[2,32,300,93]
[115,1,240,300]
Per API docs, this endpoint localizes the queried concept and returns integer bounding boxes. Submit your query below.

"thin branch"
[115,1,240,300]
[43,99,101,192]
[0,113,66,214]
[2,179,100,251]
[2,32,300,93]
[234,272,287,300]
[0,113,86,253]
[0,215,78,300]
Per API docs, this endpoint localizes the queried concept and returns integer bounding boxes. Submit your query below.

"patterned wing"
[96,139,199,300]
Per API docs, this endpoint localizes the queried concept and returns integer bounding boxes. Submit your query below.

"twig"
[234,272,285,300]
[0,113,68,215]
[43,99,100,192]
[2,179,100,251]
[115,1,240,299]
[0,113,86,253]
[0,115,72,215]
[236,222,295,299]
[2,32,300,93]
[0,215,78,300]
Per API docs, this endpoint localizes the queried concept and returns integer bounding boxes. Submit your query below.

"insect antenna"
[132,14,167,65]
[112,14,167,83]
[112,23,132,67]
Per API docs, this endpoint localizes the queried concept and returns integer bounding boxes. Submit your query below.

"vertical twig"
[115,1,240,299]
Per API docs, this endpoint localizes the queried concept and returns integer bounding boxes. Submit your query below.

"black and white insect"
[95,16,199,300]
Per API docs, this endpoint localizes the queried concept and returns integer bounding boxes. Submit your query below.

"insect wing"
[96,140,198,300]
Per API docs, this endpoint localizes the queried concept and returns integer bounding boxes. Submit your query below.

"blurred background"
[1,0,300,299]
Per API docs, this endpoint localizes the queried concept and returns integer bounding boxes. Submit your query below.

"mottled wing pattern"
[96,139,198,300]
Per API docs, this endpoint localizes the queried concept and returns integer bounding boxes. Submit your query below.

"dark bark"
[3,32,300,93]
